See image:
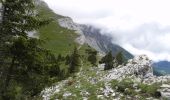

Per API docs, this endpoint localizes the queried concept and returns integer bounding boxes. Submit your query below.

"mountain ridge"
[36,1,170,99]
[153,61,170,75]
[57,17,133,59]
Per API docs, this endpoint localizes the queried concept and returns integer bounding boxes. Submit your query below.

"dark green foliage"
[100,51,126,70]
[86,48,97,66]
[110,80,119,89]
[69,47,81,73]
[115,51,125,65]
[111,79,137,96]
[139,83,161,98]
[100,51,114,70]
[1,36,61,99]
[65,55,70,65]
[0,0,59,99]
[117,79,134,93]
[110,79,161,98]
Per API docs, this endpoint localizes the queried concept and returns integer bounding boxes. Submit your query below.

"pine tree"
[65,54,70,65]
[86,48,97,66]
[0,0,55,99]
[115,51,124,65]
[101,51,114,70]
[69,47,81,73]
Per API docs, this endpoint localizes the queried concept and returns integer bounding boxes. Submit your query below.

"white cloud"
[43,0,170,61]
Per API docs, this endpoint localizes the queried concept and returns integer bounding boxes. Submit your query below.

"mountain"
[81,25,133,59]
[153,61,170,76]
[36,0,133,59]
[36,0,94,56]
[36,1,170,99]
[58,17,133,59]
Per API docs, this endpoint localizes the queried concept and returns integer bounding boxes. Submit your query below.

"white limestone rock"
[58,17,86,45]
[159,84,170,98]
[103,55,153,81]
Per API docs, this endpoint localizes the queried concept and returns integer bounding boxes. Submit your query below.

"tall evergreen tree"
[65,54,70,65]
[115,51,124,65]
[86,48,97,66]
[100,51,114,70]
[0,0,56,99]
[69,47,81,73]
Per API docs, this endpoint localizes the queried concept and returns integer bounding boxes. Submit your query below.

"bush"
[139,83,161,98]
[110,80,119,89]
[124,88,136,96]
[117,79,134,93]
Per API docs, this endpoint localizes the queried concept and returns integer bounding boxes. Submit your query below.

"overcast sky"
[43,0,170,62]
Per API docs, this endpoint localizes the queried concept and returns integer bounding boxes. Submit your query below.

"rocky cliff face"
[81,25,133,59]
[58,18,86,45]
[58,17,133,59]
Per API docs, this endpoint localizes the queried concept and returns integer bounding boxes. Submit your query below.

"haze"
[43,0,170,62]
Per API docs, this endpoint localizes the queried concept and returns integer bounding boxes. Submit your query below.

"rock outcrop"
[58,18,85,45]
[103,55,153,81]
[57,17,133,59]
[160,84,170,98]
[41,55,170,100]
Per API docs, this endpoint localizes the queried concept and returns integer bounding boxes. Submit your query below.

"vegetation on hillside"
[99,51,126,70]
[49,69,162,100]
[1,0,163,100]
[0,0,99,99]
[0,0,62,99]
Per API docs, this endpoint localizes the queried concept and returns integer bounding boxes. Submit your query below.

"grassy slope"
[37,3,78,56]
[36,2,95,56]
[36,1,97,69]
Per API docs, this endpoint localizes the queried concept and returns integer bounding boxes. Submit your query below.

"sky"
[43,0,170,62]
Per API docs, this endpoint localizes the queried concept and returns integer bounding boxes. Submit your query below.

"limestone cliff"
[58,17,133,59]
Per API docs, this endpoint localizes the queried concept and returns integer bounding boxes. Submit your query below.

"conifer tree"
[69,47,81,73]
[100,51,114,70]
[86,48,97,66]
[0,0,56,99]
[65,54,70,65]
[115,51,124,65]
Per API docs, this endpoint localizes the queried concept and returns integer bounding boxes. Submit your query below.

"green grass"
[36,1,96,58]
[36,2,98,75]
[36,2,78,56]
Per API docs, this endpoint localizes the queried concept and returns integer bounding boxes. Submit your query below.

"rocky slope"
[58,17,133,59]
[103,55,153,81]
[36,1,170,99]
[41,55,170,100]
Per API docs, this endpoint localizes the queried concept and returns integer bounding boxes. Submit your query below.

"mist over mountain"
[43,0,170,62]
[80,25,133,59]
[2,0,170,99]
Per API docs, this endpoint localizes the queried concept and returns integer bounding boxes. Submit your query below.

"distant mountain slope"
[81,25,133,59]
[35,0,91,56]
[153,61,170,76]
[36,0,133,59]
[57,17,133,59]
